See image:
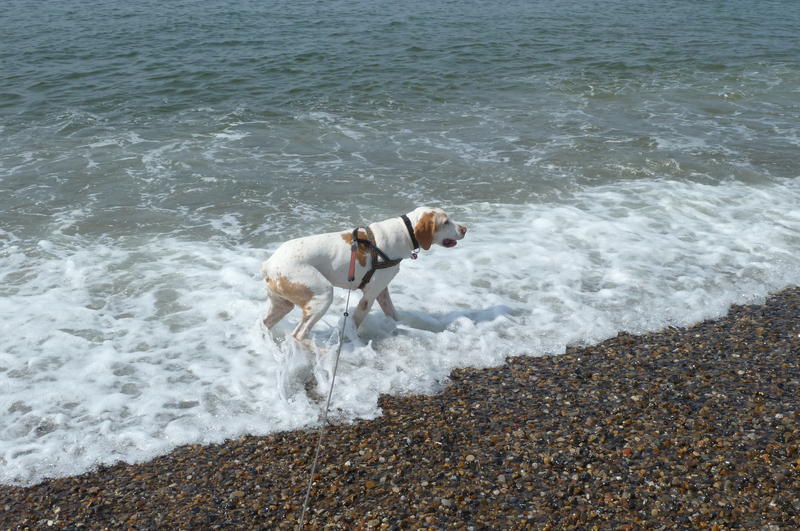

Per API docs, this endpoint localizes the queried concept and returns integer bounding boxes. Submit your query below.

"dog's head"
[410,207,467,251]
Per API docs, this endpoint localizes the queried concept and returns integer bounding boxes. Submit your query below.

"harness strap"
[351,226,403,289]
[400,214,420,252]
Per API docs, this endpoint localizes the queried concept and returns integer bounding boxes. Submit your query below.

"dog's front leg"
[376,287,398,320]
[352,296,375,329]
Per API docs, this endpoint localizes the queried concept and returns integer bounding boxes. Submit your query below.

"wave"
[2,176,799,485]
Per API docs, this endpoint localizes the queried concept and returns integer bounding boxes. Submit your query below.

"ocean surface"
[2,0,800,485]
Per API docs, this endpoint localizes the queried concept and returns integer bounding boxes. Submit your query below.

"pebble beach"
[2,287,799,529]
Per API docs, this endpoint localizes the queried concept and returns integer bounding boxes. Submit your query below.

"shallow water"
[1,0,799,484]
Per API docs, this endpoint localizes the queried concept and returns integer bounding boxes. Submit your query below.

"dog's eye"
[444,220,450,225]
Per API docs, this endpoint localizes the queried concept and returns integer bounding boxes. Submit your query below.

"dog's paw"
[303,377,324,402]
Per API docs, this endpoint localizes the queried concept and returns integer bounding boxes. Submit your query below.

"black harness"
[348,214,419,289]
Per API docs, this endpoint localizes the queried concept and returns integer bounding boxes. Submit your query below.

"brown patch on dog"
[414,212,437,250]
[341,231,370,266]
[266,275,314,308]
[435,212,448,230]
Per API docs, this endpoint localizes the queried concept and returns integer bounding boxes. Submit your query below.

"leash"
[297,214,419,528]
[296,286,353,530]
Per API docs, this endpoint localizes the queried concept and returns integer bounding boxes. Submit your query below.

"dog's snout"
[458,225,467,236]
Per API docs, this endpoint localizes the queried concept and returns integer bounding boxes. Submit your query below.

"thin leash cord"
[297,287,353,530]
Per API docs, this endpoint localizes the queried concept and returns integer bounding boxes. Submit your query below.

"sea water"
[1,0,799,485]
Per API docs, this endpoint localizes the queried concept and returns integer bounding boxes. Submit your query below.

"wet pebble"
[2,288,800,529]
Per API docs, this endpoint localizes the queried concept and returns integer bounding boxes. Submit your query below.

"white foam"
[2,177,800,485]
[214,131,249,141]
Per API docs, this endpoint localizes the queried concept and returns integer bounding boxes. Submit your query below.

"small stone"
[2,287,799,531]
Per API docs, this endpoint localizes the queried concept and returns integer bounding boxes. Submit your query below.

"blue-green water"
[2,0,800,484]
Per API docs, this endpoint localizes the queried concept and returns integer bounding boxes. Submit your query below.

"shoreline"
[2,288,799,529]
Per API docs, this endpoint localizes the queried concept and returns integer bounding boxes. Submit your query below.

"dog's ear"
[414,211,436,250]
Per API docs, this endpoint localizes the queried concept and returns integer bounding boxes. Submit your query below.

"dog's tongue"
[443,239,457,248]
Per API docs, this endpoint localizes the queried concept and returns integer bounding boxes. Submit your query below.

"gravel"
[2,287,799,529]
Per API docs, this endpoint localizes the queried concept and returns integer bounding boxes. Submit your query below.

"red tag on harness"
[348,244,358,281]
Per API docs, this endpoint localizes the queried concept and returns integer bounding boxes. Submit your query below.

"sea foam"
[2,177,800,485]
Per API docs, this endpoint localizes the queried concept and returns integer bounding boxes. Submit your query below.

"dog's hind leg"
[274,266,334,342]
[292,288,333,341]
[265,266,334,342]
[263,291,294,329]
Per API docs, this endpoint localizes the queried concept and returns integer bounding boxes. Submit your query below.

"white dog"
[261,207,467,341]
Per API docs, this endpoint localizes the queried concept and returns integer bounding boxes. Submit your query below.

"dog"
[261,207,467,341]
